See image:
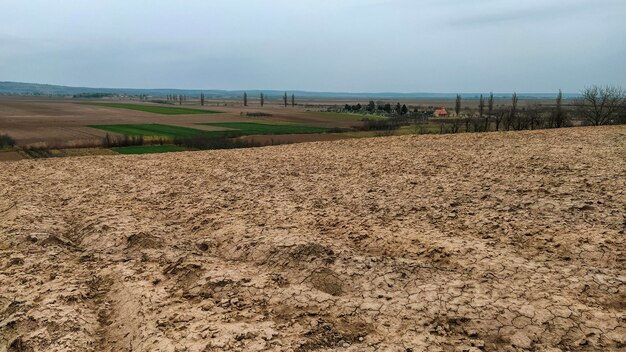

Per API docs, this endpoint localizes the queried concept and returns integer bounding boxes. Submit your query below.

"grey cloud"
[451,1,602,26]
[0,0,624,92]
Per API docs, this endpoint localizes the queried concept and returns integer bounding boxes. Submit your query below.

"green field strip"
[88,124,212,138]
[196,122,345,135]
[81,103,221,115]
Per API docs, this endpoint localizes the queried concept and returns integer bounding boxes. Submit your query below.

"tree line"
[344,101,410,115]
[450,85,625,131]
[343,85,625,132]
[240,92,296,107]
[167,85,625,129]
[166,94,187,105]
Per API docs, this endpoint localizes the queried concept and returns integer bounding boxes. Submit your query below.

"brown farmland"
[0,97,359,148]
[1,126,625,351]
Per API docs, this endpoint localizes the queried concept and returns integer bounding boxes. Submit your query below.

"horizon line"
[0,81,581,96]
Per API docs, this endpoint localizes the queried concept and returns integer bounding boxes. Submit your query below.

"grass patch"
[408,122,444,134]
[307,111,385,121]
[197,122,344,135]
[112,145,187,154]
[82,103,220,115]
[89,124,211,138]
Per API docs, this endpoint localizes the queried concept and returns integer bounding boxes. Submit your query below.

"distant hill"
[0,81,579,100]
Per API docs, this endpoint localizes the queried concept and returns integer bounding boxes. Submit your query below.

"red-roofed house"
[434,107,448,117]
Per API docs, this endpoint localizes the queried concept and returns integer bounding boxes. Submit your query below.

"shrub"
[246,112,273,117]
[326,127,346,133]
[0,134,16,148]
[22,148,55,158]
[173,135,260,150]
[359,117,407,131]
[20,143,54,158]
[102,133,145,148]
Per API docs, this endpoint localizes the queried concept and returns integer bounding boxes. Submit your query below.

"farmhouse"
[434,107,448,117]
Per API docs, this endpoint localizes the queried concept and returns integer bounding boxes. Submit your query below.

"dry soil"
[1,126,625,351]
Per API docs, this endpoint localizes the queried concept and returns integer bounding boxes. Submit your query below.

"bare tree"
[620,99,626,124]
[243,92,248,106]
[504,93,518,130]
[528,106,548,130]
[477,94,485,132]
[494,108,506,131]
[478,94,485,120]
[515,107,532,131]
[486,92,494,132]
[450,118,461,134]
[471,117,483,133]
[179,95,183,105]
[576,85,625,126]
[260,93,264,107]
[291,94,295,107]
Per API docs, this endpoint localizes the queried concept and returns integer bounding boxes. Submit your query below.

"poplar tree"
[553,89,568,128]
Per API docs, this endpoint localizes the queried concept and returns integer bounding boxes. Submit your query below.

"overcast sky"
[1,0,624,93]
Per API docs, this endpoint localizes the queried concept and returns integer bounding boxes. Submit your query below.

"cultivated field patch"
[89,124,210,138]
[91,122,345,139]
[82,102,221,115]
[197,122,343,135]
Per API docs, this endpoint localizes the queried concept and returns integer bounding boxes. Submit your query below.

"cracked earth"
[1,126,625,351]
